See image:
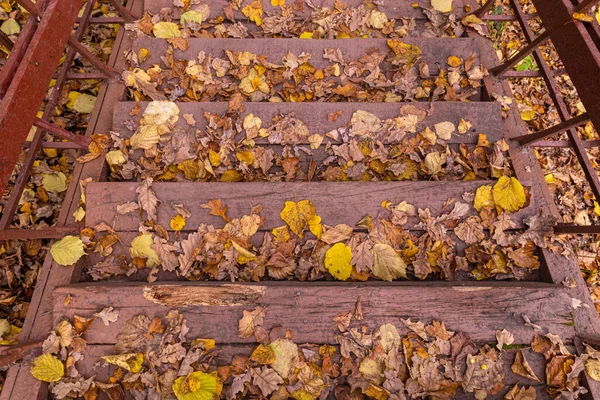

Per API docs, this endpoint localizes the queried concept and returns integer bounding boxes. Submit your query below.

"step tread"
[144,0,467,20]
[133,37,479,77]
[54,281,574,345]
[112,101,503,144]
[84,181,535,231]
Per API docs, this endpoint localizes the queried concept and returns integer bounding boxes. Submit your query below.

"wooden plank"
[113,101,504,144]
[134,37,479,78]
[145,0,467,20]
[54,281,574,346]
[84,181,536,231]
[75,344,547,399]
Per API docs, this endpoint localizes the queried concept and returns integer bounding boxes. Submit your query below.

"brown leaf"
[250,366,283,396]
[504,384,537,400]
[136,178,158,221]
[511,351,542,383]
[200,199,230,222]
[238,306,265,339]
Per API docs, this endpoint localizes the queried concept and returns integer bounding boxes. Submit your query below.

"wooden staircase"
[3,0,600,398]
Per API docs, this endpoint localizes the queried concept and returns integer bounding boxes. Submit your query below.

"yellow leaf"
[137,48,149,63]
[280,200,318,238]
[431,0,453,13]
[243,113,262,131]
[493,176,526,212]
[270,338,298,378]
[447,55,462,67]
[209,149,221,167]
[191,338,215,350]
[371,243,407,281]
[173,371,218,400]
[0,319,10,339]
[369,10,388,29]
[271,0,285,6]
[130,125,160,150]
[220,169,243,182]
[143,101,180,126]
[180,10,204,25]
[473,185,494,211]
[101,353,144,373]
[272,226,291,242]
[51,236,86,266]
[308,215,323,238]
[30,354,64,383]
[153,21,181,38]
[544,173,555,184]
[325,243,353,280]
[241,0,263,26]
[594,201,600,216]
[67,92,97,114]
[573,12,594,22]
[73,206,85,222]
[299,32,313,39]
[42,172,68,193]
[106,150,126,167]
[236,150,254,165]
[520,109,535,121]
[170,214,186,231]
[129,234,160,267]
[586,359,600,382]
[251,344,276,364]
[0,18,20,35]
[231,240,256,264]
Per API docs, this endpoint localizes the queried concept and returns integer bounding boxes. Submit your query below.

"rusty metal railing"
[474,0,600,235]
[0,0,137,240]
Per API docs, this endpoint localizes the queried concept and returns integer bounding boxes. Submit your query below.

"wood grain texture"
[84,181,536,231]
[112,101,504,144]
[53,281,574,346]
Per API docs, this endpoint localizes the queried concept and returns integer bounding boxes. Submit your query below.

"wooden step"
[145,0,468,21]
[134,37,479,78]
[112,101,503,144]
[53,281,574,346]
[71,345,549,399]
[84,181,535,231]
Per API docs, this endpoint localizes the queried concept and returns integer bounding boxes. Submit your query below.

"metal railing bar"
[489,31,550,76]
[513,113,590,145]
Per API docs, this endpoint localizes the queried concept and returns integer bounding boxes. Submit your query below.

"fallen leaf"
[172,371,218,400]
[280,200,318,238]
[30,353,64,382]
[371,244,407,281]
[130,233,160,267]
[251,367,283,396]
[511,350,541,383]
[431,0,453,13]
[238,306,265,339]
[493,176,526,212]
[94,307,119,326]
[325,243,352,280]
[101,353,144,373]
[50,236,86,266]
[153,21,181,38]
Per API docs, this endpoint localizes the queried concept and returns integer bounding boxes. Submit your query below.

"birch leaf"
[172,371,218,400]
[325,243,352,281]
[493,176,526,212]
[50,236,86,266]
[130,234,160,267]
[153,21,181,38]
[30,354,64,382]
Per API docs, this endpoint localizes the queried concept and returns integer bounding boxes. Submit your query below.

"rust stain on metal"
[143,285,266,307]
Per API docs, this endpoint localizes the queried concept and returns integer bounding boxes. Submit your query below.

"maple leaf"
[201,199,230,222]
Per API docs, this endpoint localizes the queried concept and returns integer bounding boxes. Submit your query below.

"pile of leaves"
[28,306,600,399]
[88,100,509,184]
[48,170,554,282]
[126,0,475,41]
[122,39,486,103]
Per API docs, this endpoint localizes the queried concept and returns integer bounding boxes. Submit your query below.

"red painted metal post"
[0,0,83,196]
